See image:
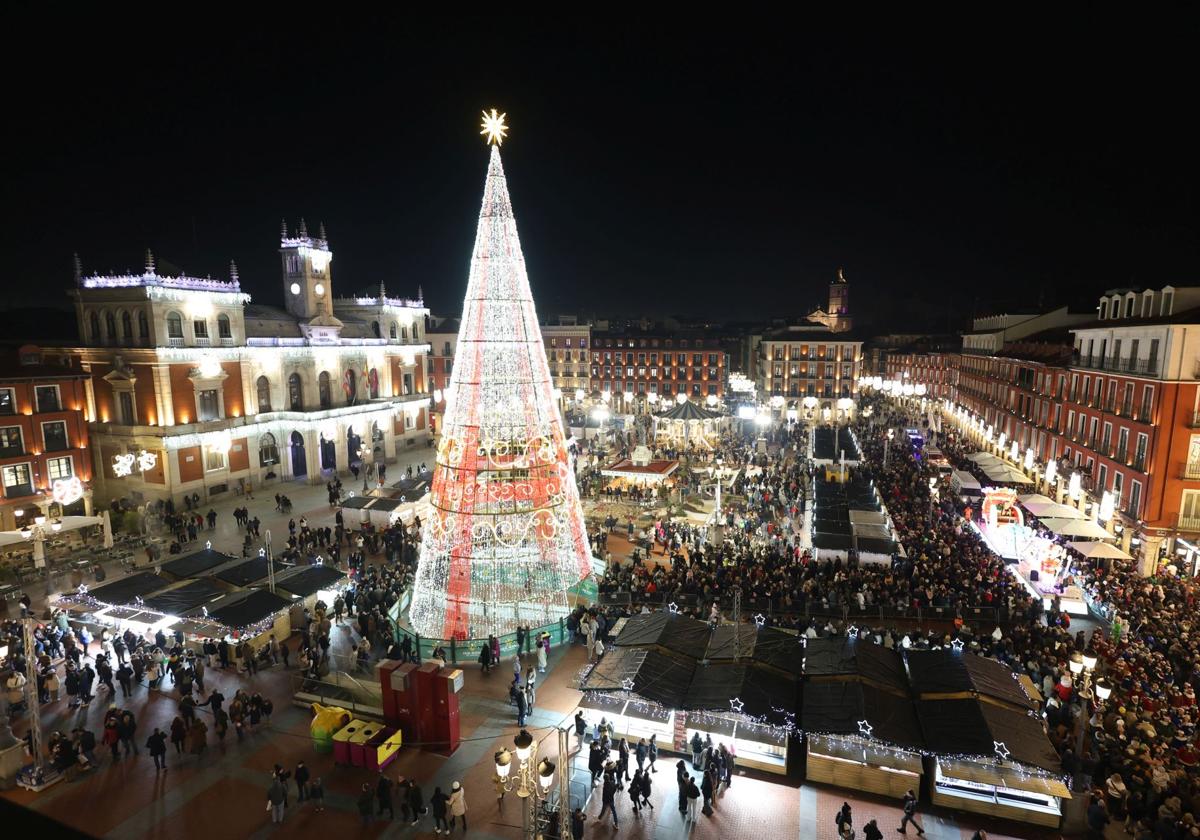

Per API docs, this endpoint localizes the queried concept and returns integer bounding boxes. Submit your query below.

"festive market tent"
[804,636,909,691]
[803,681,924,750]
[1067,540,1132,560]
[207,589,293,644]
[211,556,283,588]
[141,578,227,616]
[905,649,1039,712]
[1037,517,1114,540]
[812,427,862,464]
[87,571,167,606]
[684,661,797,719]
[273,565,348,600]
[159,547,238,580]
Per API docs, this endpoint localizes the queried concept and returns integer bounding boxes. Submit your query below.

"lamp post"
[494,728,565,840]
[884,428,894,466]
[1069,651,1101,792]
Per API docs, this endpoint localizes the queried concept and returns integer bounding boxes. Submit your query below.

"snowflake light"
[408,140,592,641]
[112,453,136,478]
[52,477,84,506]
[137,450,157,472]
[480,108,508,145]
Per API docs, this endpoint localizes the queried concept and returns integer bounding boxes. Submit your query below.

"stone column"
[152,364,175,427]
[304,429,321,484]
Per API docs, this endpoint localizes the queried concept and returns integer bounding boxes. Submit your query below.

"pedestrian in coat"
[268,777,287,824]
[430,787,450,834]
[448,781,467,834]
[898,789,925,835]
[146,728,167,771]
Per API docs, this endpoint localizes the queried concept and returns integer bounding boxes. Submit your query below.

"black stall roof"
[614,612,712,658]
[89,572,167,605]
[857,537,898,555]
[339,496,374,510]
[367,497,403,513]
[160,548,237,579]
[684,662,799,721]
[208,590,291,629]
[274,565,347,598]
[804,637,908,690]
[142,579,227,615]
[752,627,806,677]
[390,477,430,497]
[917,698,1059,773]
[213,557,279,588]
[906,650,1037,711]
[803,681,924,750]
[812,532,854,552]
[627,649,695,710]
[705,624,757,660]
[581,647,647,691]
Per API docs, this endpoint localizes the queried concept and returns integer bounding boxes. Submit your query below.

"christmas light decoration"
[857,720,873,738]
[409,137,592,641]
[993,741,1010,762]
[51,477,84,506]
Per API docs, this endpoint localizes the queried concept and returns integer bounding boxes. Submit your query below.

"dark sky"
[6,16,1199,331]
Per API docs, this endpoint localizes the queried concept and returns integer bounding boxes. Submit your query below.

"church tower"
[827,267,852,331]
[279,219,333,319]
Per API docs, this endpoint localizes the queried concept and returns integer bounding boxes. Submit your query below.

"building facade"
[588,330,728,414]
[889,286,1200,576]
[757,327,864,421]
[424,316,459,437]
[0,347,93,530]
[63,223,431,507]
[543,318,591,398]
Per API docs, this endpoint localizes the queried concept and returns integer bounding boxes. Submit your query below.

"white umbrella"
[966,451,1001,464]
[1039,518,1114,540]
[1022,500,1086,520]
[102,510,114,548]
[1068,540,1132,560]
[1017,493,1056,506]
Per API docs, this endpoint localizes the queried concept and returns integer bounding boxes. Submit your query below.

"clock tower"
[279,219,333,319]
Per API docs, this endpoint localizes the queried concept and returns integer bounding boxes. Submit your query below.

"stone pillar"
[152,364,175,427]
[1120,526,1133,557]
[304,429,321,484]
[239,359,256,416]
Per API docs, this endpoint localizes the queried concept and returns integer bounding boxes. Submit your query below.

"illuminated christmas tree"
[410,111,593,640]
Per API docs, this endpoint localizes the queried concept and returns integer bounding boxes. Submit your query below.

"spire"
[280,219,288,239]
[379,281,386,302]
[417,284,425,304]
[230,260,239,284]
[319,221,327,241]
[145,248,155,274]
[73,253,83,284]
[299,218,308,238]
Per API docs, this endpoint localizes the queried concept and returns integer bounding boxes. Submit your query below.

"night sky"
[7,18,1198,331]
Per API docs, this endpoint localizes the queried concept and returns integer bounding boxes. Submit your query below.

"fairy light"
[409,138,592,641]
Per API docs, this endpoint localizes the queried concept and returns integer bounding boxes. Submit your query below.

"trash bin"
[332,718,364,765]
[349,722,381,768]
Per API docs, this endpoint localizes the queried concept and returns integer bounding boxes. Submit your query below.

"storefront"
[805,733,922,798]
[930,758,1069,829]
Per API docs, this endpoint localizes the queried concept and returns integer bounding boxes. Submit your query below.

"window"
[47,456,73,480]
[1101,422,1112,453]
[1116,428,1129,462]
[257,376,272,412]
[193,319,209,339]
[138,311,149,342]
[217,314,232,339]
[1128,480,1142,516]
[403,373,414,396]
[443,341,452,357]
[1099,300,1108,319]
[1097,464,1108,493]
[259,432,279,467]
[89,312,101,343]
[1141,386,1154,421]
[166,312,183,339]
[42,420,68,452]
[1163,291,1175,316]
[1182,489,1200,525]
[318,372,332,409]
[118,392,135,425]
[1134,433,1148,472]
[205,447,226,471]
[0,426,22,457]
[197,389,221,422]
[104,311,116,345]
[2,463,32,498]
[404,411,416,430]
[1125,297,1134,318]
[121,311,132,344]
[0,388,13,415]
[288,373,303,411]
[1112,471,1123,502]
[35,385,60,413]
[369,368,380,399]
[390,323,398,340]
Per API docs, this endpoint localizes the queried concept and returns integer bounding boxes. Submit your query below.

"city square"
[2,17,1199,840]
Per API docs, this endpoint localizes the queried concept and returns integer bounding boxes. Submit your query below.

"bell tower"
[827,267,851,332]
[279,219,333,319]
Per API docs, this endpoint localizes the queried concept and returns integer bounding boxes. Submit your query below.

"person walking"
[597,771,619,828]
[145,727,167,771]
[431,786,450,835]
[897,789,925,835]
[574,710,587,752]
[648,733,658,773]
[448,780,467,835]
[377,772,395,819]
[536,637,547,673]
[310,777,325,812]
[358,783,375,827]
[267,775,287,824]
[835,802,853,836]
[639,768,653,810]
[864,818,884,840]
[408,779,426,827]
[690,731,703,768]
[515,686,528,727]
[295,761,310,802]
[676,760,689,815]
[570,807,586,840]
[686,775,701,822]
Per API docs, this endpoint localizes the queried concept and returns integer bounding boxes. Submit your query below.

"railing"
[168,337,185,347]
[194,337,211,347]
[1183,463,1200,481]
[1179,515,1200,532]
[1188,412,1200,429]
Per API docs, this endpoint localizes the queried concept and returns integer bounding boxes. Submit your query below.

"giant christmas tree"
[410,112,593,641]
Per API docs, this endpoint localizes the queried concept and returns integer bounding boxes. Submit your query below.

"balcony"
[1179,515,1200,533]
[168,337,185,348]
[1188,411,1200,429]
[1183,462,1200,481]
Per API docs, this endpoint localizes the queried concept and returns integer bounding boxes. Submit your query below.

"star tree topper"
[480,108,509,145]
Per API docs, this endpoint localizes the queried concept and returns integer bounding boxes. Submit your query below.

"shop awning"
[906,649,1038,712]
[1038,518,1114,540]
[1021,499,1086,520]
[1067,540,1132,560]
[917,698,1061,774]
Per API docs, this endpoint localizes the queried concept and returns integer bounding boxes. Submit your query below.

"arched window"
[104,311,117,346]
[1099,300,1108,320]
[345,369,357,406]
[389,323,398,340]
[259,432,279,466]
[137,311,149,344]
[88,312,100,344]
[372,321,382,338]
[256,376,272,412]
[120,311,132,345]
[217,313,232,339]
[166,311,183,339]
[318,371,332,409]
[287,373,303,411]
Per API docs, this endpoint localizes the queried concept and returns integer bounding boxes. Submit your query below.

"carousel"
[652,397,729,450]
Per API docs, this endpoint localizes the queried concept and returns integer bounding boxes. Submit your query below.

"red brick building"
[0,346,93,530]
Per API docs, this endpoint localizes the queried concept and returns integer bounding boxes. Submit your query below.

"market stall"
[207,589,293,647]
[159,547,238,580]
[142,578,227,617]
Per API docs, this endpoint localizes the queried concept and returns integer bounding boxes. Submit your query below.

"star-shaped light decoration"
[858,720,874,738]
[951,638,965,652]
[621,677,635,692]
[205,540,212,550]
[480,108,509,146]
[994,741,1010,762]
[668,602,680,615]
[754,613,766,628]
[258,548,267,558]
[729,697,745,714]
[847,625,859,639]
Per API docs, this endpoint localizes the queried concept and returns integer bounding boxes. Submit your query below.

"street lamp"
[1068,651,1100,792]
[884,428,894,466]
[494,728,564,839]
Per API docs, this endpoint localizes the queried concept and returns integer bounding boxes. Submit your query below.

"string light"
[409,141,592,641]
